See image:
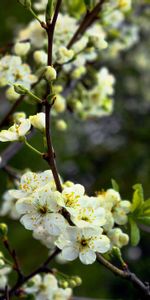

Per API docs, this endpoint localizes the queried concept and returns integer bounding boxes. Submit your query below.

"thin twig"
[3,238,23,281]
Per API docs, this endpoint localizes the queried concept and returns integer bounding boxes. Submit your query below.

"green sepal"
[111,179,119,192]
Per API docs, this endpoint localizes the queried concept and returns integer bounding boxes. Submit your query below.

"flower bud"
[13,42,30,56]
[73,276,82,286]
[57,47,74,64]
[13,112,26,123]
[74,101,83,112]
[45,66,57,82]
[29,113,45,132]
[14,84,28,95]
[33,50,47,65]
[53,95,66,113]
[68,279,77,288]
[0,223,8,238]
[59,280,69,289]
[118,0,131,11]
[56,120,67,131]
[72,66,86,79]
[6,86,20,102]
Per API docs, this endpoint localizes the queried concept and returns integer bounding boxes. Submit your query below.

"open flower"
[57,184,85,209]
[16,184,67,235]
[0,190,20,220]
[0,55,37,88]
[24,273,72,300]
[56,227,110,264]
[0,119,31,142]
[67,196,106,228]
[10,170,55,200]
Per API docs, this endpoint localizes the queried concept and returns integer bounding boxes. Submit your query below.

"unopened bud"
[45,66,57,82]
[59,280,69,289]
[6,86,20,102]
[56,120,67,131]
[68,279,77,288]
[14,84,28,95]
[74,276,82,286]
[13,112,26,123]
[53,95,66,113]
[0,223,8,238]
[14,42,30,56]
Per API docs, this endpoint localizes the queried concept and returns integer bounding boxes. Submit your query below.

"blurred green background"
[0,1,150,299]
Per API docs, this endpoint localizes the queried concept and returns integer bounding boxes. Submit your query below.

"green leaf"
[137,217,150,226]
[111,179,119,192]
[142,199,150,211]
[131,184,144,213]
[130,218,140,246]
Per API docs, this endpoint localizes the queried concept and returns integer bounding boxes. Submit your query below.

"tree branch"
[67,0,105,49]
[96,253,150,299]
[43,0,63,192]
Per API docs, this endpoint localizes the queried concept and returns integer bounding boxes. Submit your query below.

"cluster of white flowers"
[67,67,115,119]
[0,1,138,126]
[0,55,37,90]
[0,170,131,265]
[24,273,72,300]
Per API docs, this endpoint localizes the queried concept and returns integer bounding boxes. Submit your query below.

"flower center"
[38,206,48,215]
[81,239,88,247]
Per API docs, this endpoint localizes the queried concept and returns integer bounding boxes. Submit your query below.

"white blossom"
[67,196,106,228]
[0,55,37,88]
[13,42,30,56]
[0,119,31,142]
[57,184,85,209]
[16,184,67,235]
[10,170,55,200]
[56,227,110,265]
[0,190,20,220]
[24,273,72,300]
